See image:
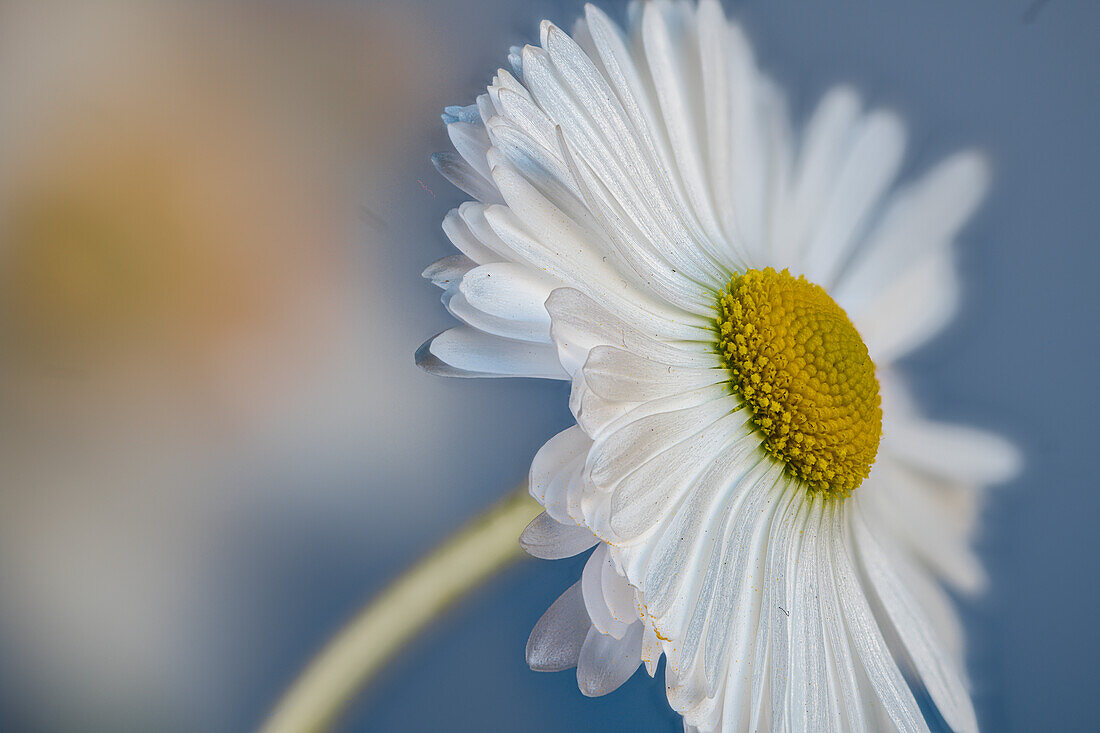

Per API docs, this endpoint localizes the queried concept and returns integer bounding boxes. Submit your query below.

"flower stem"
[260,484,541,733]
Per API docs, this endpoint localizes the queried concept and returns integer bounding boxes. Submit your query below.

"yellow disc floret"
[716,267,881,497]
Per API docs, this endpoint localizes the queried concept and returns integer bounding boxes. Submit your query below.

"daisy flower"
[417,2,1018,730]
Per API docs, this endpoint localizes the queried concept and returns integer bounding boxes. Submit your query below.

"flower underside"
[716,267,882,497]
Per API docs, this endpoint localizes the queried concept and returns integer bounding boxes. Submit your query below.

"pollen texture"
[716,268,881,497]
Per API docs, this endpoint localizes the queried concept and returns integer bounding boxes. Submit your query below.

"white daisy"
[417,2,1019,731]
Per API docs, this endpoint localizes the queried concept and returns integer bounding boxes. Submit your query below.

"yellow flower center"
[716,268,881,497]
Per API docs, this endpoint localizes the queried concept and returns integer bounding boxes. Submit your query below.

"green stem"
[260,485,541,733]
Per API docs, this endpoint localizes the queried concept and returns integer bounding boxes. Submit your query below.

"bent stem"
[261,484,541,733]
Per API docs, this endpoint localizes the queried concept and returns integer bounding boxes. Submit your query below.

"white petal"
[835,150,990,314]
[583,544,632,639]
[756,79,794,271]
[527,26,728,297]
[520,512,598,560]
[441,207,503,265]
[642,443,766,628]
[600,552,640,630]
[776,85,862,266]
[492,84,555,149]
[415,326,566,379]
[488,67,534,109]
[568,369,638,439]
[507,45,523,78]
[854,494,969,664]
[431,151,502,204]
[552,120,722,314]
[569,15,597,59]
[647,452,781,719]
[585,384,734,495]
[694,0,738,254]
[576,622,644,697]
[608,407,752,542]
[748,485,811,731]
[788,499,837,733]
[723,24,773,261]
[545,287,714,378]
[802,110,907,288]
[527,580,592,672]
[641,2,736,265]
[591,402,717,528]
[695,463,788,700]
[443,289,541,343]
[456,201,524,262]
[455,262,556,342]
[852,249,959,363]
[817,506,870,732]
[829,503,929,733]
[447,120,493,182]
[421,254,475,290]
[484,115,587,222]
[530,425,591,525]
[884,418,1021,487]
[474,92,495,125]
[860,459,987,593]
[853,509,978,733]
[484,173,710,338]
[583,3,687,217]
[582,345,727,403]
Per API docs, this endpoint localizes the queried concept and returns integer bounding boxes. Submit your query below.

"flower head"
[418,2,1019,731]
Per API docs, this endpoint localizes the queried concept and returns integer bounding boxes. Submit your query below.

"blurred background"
[0,0,1095,731]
